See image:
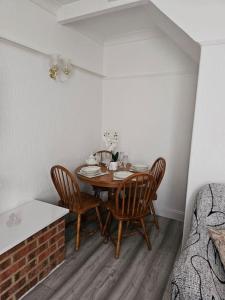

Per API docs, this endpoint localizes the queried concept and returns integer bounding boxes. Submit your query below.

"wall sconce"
[49,54,72,81]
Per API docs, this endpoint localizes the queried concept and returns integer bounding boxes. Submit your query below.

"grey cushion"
[171,183,225,300]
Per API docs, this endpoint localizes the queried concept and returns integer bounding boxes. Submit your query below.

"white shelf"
[0,200,69,255]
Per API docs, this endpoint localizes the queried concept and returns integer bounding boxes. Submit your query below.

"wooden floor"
[23,216,182,300]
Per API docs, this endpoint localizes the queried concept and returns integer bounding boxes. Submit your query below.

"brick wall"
[0,218,65,300]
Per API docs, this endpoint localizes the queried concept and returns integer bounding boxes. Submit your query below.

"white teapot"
[86,154,97,165]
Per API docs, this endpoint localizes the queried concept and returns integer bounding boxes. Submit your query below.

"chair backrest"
[150,157,166,191]
[94,150,112,165]
[51,165,81,211]
[115,173,156,219]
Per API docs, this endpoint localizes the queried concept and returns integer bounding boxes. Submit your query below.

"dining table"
[75,164,156,201]
[75,164,133,199]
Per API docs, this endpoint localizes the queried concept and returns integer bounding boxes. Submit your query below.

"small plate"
[130,167,148,173]
[81,166,100,174]
[80,170,101,176]
[132,164,148,169]
[114,171,133,180]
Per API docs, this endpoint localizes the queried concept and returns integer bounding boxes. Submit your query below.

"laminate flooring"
[23,216,182,300]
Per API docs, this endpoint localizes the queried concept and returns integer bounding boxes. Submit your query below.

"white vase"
[109,161,118,171]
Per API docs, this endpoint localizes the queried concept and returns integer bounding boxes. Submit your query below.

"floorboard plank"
[23,216,182,300]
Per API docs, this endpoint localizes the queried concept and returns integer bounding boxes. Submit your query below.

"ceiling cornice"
[30,0,60,15]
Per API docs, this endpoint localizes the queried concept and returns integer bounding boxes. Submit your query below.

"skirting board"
[88,191,184,222]
[156,206,184,222]
[20,260,65,299]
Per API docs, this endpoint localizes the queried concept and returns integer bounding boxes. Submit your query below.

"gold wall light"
[49,55,72,81]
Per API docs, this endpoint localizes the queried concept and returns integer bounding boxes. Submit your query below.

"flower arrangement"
[103,130,119,152]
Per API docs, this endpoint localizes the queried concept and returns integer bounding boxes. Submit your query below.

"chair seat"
[104,200,143,220]
[80,192,100,210]
[58,193,100,214]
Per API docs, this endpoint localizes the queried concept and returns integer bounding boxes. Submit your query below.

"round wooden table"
[75,164,157,201]
[75,164,132,200]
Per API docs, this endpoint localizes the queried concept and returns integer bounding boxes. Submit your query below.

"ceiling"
[30,0,80,14]
[31,1,163,45]
[68,5,163,45]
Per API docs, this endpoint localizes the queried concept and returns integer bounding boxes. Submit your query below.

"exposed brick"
[27,242,48,262]
[27,267,38,280]
[0,258,26,282]
[1,289,11,300]
[41,259,49,269]
[0,218,65,299]
[0,258,11,271]
[57,236,65,248]
[13,240,37,262]
[1,277,26,300]
[57,252,65,265]
[49,218,63,229]
[39,267,50,281]
[57,220,65,232]
[28,259,48,279]
[50,260,57,270]
[38,228,56,245]
[0,242,26,262]
[0,277,12,293]
[50,243,57,254]
[15,275,38,299]
[27,229,43,242]
[38,249,50,263]
[50,246,65,262]
[30,276,38,287]
[49,231,64,245]
[49,221,58,229]
[15,284,29,300]
[14,259,37,282]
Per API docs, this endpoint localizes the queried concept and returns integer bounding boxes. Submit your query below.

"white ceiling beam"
[57,0,148,24]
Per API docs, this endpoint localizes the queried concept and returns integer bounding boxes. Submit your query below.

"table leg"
[108,188,116,201]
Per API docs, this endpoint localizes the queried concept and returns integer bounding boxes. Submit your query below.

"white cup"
[109,161,118,171]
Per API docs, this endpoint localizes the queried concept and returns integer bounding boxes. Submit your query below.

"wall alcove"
[0,0,203,246]
[67,2,200,223]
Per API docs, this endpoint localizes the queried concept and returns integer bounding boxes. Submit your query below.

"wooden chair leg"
[75,214,81,251]
[125,221,130,236]
[103,211,110,236]
[115,220,123,259]
[95,206,103,234]
[140,218,151,250]
[150,201,159,230]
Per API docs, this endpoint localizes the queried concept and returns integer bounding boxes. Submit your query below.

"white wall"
[150,0,225,45]
[103,35,198,220]
[0,40,102,214]
[183,43,225,244]
[146,2,200,63]
[0,0,103,74]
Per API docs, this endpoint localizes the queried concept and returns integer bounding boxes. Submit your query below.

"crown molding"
[57,0,148,24]
[104,27,164,46]
[30,0,60,15]
[104,69,197,80]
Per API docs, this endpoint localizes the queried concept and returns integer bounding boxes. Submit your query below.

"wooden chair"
[93,150,112,198]
[94,150,112,166]
[51,165,102,251]
[103,173,156,258]
[149,157,166,229]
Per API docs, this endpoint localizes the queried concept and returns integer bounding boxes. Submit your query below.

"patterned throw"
[208,228,225,268]
[171,183,225,299]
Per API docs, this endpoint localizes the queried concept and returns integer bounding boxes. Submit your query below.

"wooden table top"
[75,164,132,189]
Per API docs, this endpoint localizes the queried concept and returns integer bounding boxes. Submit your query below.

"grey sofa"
[171,183,225,299]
